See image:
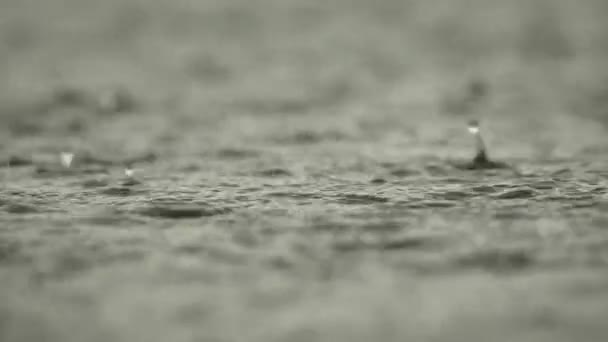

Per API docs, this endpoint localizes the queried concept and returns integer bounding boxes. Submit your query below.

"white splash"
[467,124,480,135]
[60,152,74,168]
[124,168,134,178]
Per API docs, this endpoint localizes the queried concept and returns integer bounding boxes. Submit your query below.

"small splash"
[60,152,74,169]
[124,168,134,178]
[451,120,512,171]
[467,124,479,135]
[468,119,487,162]
[120,166,142,186]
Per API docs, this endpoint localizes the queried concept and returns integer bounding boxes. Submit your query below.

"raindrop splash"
[124,167,134,178]
[60,152,74,168]
[468,120,488,163]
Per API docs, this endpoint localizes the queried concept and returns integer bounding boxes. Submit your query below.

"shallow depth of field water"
[1,1,608,341]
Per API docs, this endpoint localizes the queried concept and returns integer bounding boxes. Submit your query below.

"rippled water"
[3,0,608,341]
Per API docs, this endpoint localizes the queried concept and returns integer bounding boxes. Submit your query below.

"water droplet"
[467,120,480,135]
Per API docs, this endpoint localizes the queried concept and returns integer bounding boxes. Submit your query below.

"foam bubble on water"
[60,152,74,168]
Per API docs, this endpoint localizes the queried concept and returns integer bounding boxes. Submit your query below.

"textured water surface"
[2,0,608,341]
